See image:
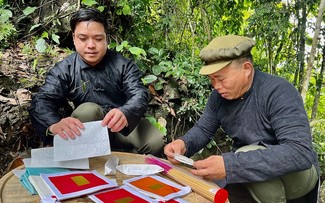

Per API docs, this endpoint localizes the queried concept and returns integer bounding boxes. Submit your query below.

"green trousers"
[235,145,319,203]
[71,102,165,156]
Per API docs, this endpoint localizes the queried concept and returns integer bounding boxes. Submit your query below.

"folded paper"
[104,156,119,175]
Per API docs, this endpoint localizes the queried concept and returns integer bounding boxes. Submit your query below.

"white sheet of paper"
[12,168,25,178]
[30,147,89,169]
[23,158,31,167]
[53,120,111,161]
[116,164,164,175]
[173,154,194,166]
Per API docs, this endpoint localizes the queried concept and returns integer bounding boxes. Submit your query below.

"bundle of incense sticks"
[145,155,228,203]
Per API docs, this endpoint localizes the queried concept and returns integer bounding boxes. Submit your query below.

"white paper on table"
[11,158,30,177]
[116,164,164,176]
[53,120,110,161]
[104,156,119,175]
[23,158,31,167]
[30,147,89,169]
[12,168,26,178]
[28,175,54,199]
[40,198,58,203]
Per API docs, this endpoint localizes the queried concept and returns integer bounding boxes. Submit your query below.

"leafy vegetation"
[0,0,324,177]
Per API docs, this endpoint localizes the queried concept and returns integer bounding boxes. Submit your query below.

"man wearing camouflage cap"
[164,35,319,202]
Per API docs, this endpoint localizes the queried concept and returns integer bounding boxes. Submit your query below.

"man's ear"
[72,33,76,45]
[243,61,253,70]
[243,61,253,77]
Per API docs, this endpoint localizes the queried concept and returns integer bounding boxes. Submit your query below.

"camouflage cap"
[199,35,255,75]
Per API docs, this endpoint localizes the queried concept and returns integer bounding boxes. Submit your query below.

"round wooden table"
[0,152,213,203]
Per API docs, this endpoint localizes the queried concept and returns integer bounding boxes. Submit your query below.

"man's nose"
[87,39,95,48]
[211,80,221,90]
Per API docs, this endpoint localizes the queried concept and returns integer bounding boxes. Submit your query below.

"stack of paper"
[28,120,111,169]
[20,120,112,198]
[30,170,118,200]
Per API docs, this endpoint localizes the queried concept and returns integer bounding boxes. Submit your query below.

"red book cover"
[89,185,155,203]
[41,170,118,200]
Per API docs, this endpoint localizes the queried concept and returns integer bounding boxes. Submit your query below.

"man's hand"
[49,117,84,139]
[164,139,186,164]
[102,108,128,132]
[191,155,226,180]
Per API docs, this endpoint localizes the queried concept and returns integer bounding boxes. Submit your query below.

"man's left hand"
[102,108,128,132]
[191,155,226,180]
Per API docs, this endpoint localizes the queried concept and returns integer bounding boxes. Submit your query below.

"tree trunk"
[297,2,307,90]
[311,41,325,120]
[301,0,325,102]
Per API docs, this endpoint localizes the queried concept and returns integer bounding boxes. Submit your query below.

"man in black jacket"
[29,8,164,156]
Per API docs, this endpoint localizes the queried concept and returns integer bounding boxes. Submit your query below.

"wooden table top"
[0,151,213,203]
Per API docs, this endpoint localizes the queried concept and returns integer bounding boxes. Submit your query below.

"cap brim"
[199,60,232,75]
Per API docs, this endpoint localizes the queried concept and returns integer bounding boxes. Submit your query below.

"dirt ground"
[0,44,67,178]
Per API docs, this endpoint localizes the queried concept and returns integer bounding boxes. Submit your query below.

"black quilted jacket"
[29,49,148,145]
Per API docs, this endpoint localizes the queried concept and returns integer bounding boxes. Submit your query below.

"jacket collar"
[77,51,107,70]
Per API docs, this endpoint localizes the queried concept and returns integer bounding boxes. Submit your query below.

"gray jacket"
[181,69,319,184]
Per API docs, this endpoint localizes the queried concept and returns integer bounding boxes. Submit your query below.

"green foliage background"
[0,0,324,175]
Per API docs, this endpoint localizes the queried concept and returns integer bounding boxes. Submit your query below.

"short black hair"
[70,8,109,34]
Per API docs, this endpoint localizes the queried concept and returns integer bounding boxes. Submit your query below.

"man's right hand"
[49,117,84,139]
[164,139,187,164]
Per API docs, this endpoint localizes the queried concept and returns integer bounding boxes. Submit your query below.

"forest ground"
[0,45,67,178]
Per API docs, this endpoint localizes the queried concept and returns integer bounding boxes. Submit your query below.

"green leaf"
[32,58,38,71]
[146,116,156,124]
[152,65,163,75]
[121,41,129,47]
[51,34,60,44]
[0,9,12,22]
[122,5,131,15]
[35,38,47,53]
[81,0,98,7]
[142,75,157,85]
[29,23,42,32]
[129,47,146,57]
[148,47,159,55]
[97,6,105,12]
[116,44,124,52]
[23,6,37,16]
[41,31,49,39]
[154,82,163,91]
